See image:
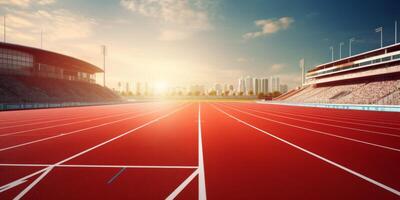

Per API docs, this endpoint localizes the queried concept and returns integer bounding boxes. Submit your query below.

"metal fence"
[0,101,124,111]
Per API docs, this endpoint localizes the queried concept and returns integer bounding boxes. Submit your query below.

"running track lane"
[207,103,399,199]
[0,103,168,149]
[0,103,204,199]
[1,102,399,199]
[216,102,400,190]
[17,103,201,199]
[0,102,182,191]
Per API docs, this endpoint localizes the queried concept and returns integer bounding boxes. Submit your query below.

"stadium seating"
[280,78,400,105]
[0,75,120,103]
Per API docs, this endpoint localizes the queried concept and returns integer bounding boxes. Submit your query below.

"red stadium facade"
[0,43,102,83]
[0,43,119,106]
[305,43,400,85]
[278,44,400,105]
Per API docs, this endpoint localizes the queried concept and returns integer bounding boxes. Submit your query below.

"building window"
[0,48,34,70]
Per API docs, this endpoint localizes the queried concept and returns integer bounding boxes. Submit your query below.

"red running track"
[0,102,399,199]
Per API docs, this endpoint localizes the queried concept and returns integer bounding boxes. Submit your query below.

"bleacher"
[0,75,120,103]
[280,77,400,105]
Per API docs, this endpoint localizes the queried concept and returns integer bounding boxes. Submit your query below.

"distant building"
[215,83,222,96]
[261,78,269,94]
[135,82,141,95]
[270,76,280,92]
[238,77,246,94]
[245,76,253,95]
[253,78,261,95]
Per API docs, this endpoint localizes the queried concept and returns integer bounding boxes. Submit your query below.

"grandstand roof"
[0,42,103,73]
[309,43,400,73]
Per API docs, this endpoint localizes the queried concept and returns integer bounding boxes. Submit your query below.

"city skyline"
[0,0,399,90]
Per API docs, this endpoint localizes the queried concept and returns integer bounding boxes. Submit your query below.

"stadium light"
[349,38,355,56]
[339,42,344,59]
[375,27,383,48]
[329,46,334,61]
[395,21,398,44]
[3,15,5,43]
[40,29,43,49]
[101,45,107,87]
[299,59,305,86]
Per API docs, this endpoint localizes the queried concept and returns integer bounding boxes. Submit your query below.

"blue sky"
[0,0,399,89]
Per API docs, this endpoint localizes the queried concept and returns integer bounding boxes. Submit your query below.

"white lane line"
[219,103,400,152]
[0,108,165,152]
[236,104,400,131]
[0,163,198,169]
[0,179,27,193]
[0,102,155,127]
[0,114,94,130]
[212,104,400,197]
[165,169,199,200]
[0,109,146,137]
[0,168,48,193]
[14,167,54,200]
[198,103,207,200]
[0,103,189,199]
[228,104,400,138]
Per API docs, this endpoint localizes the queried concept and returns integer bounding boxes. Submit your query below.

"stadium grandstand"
[0,42,120,104]
[278,43,400,105]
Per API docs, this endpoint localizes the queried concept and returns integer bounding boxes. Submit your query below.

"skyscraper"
[238,77,246,94]
[261,78,269,94]
[253,78,261,95]
[245,76,253,95]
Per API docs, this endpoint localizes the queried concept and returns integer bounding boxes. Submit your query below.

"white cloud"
[158,29,189,41]
[0,0,55,7]
[236,57,248,63]
[37,0,55,5]
[120,0,213,41]
[243,17,294,39]
[5,9,96,42]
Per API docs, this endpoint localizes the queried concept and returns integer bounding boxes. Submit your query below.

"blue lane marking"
[107,167,126,184]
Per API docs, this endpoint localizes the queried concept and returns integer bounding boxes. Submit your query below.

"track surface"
[0,102,399,199]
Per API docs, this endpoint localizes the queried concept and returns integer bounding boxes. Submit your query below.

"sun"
[154,81,169,95]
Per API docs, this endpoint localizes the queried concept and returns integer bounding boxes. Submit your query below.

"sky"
[0,0,399,90]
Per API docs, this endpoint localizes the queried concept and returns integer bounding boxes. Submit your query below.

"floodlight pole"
[395,21,398,44]
[330,46,334,61]
[299,59,305,86]
[40,29,43,49]
[339,42,344,59]
[101,45,107,87]
[375,27,383,48]
[349,38,355,57]
[3,15,5,43]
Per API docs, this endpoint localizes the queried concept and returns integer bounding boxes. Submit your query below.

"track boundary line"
[0,103,189,199]
[198,103,207,200]
[219,103,400,152]
[165,103,206,199]
[212,104,400,197]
